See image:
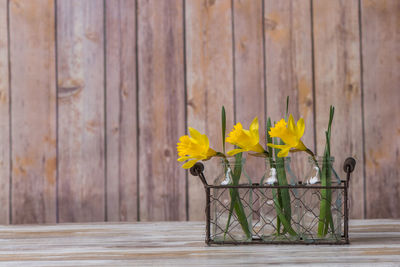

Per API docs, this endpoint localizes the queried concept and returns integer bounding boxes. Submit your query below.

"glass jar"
[259,157,299,241]
[300,156,342,242]
[211,157,252,242]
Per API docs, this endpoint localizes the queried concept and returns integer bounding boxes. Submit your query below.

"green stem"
[223,153,251,240]
[318,161,329,237]
[271,188,297,236]
[274,138,293,235]
[305,149,317,165]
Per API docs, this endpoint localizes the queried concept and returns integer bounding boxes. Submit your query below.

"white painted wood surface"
[0,220,399,266]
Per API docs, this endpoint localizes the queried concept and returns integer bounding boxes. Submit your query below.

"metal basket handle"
[343,157,356,186]
[190,162,208,187]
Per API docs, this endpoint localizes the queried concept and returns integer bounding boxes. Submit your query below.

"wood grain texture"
[138,0,186,221]
[361,0,400,218]
[0,220,400,266]
[57,0,105,222]
[105,0,137,222]
[264,0,314,181]
[313,0,364,219]
[233,0,266,182]
[0,0,9,224]
[0,0,398,223]
[9,0,56,224]
[186,0,234,220]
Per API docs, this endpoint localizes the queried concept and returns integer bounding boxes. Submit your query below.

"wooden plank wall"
[57,0,106,223]
[105,0,137,222]
[0,0,9,224]
[362,0,400,218]
[0,0,398,224]
[9,0,57,224]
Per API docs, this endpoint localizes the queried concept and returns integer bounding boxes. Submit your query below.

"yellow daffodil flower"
[177,127,217,169]
[267,114,308,157]
[226,117,265,156]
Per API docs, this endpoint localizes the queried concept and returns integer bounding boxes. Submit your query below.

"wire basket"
[190,157,356,245]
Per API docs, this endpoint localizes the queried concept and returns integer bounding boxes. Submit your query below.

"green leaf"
[225,187,251,240]
[318,106,335,237]
[285,96,289,120]
[271,188,297,236]
[223,153,251,240]
[233,152,243,185]
[266,117,273,158]
[232,190,251,238]
[275,144,292,233]
[224,192,235,239]
[221,106,226,154]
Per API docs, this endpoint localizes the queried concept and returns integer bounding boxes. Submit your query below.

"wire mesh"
[206,183,348,245]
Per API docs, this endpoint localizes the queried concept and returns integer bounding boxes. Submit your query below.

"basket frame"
[190,157,356,245]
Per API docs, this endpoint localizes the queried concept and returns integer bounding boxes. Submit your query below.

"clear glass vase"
[211,157,252,242]
[259,157,299,241]
[300,156,343,242]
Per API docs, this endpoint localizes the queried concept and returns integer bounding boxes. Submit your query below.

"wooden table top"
[0,219,399,266]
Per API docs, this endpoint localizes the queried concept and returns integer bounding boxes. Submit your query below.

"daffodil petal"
[277,147,291,157]
[189,127,202,141]
[242,129,252,139]
[177,156,189,162]
[267,143,288,149]
[296,117,305,138]
[182,159,198,169]
[294,140,307,151]
[202,133,210,148]
[250,143,265,154]
[227,148,246,156]
[249,117,259,135]
[288,114,296,134]
[178,156,198,162]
